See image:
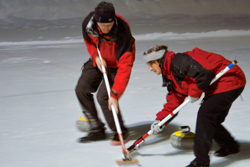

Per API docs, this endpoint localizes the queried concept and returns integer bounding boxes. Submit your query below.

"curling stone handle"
[180,126,190,133]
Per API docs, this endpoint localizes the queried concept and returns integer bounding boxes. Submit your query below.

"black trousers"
[194,86,244,166]
[75,59,127,133]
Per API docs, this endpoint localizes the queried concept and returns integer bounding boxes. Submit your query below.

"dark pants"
[75,59,127,133]
[194,87,244,166]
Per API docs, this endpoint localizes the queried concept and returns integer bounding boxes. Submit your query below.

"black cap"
[95,2,115,23]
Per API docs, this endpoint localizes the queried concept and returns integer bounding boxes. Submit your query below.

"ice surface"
[0,0,250,167]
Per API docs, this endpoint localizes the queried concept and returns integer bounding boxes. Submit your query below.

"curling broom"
[96,46,138,165]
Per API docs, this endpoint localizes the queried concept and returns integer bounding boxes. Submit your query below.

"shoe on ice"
[111,130,130,145]
[214,143,240,157]
[78,129,106,143]
[186,161,207,167]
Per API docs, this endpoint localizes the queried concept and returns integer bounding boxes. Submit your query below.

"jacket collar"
[160,50,168,70]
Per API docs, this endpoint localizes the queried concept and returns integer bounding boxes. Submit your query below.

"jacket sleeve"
[110,15,136,100]
[111,39,135,99]
[156,91,185,123]
[82,12,99,67]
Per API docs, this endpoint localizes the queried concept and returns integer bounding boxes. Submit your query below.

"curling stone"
[76,116,90,132]
[170,126,195,149]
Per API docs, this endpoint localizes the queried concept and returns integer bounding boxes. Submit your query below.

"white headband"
[143,50,166,63]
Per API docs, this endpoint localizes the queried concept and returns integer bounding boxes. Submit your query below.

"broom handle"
[96,47,127,153]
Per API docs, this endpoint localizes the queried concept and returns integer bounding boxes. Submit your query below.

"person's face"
[97,22,114,34]
[147,61,162,75]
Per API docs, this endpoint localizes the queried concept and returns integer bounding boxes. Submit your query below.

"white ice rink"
[1,1,250,167]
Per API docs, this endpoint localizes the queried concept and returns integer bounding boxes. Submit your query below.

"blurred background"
[1,0,250,41]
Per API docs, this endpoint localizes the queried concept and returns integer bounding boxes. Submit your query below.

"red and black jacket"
[82,12,136,99]
[156,47,246,121]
